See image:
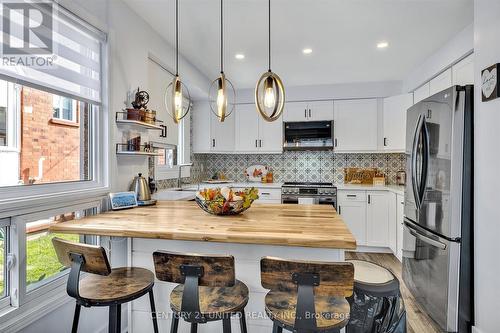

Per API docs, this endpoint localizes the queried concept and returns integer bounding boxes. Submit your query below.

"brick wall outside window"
[20,87,81,184]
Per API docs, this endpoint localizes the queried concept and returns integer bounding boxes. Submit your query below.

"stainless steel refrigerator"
[403,85,473,333]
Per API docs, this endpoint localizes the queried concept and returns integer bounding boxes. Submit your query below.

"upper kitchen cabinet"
[429,68,452,96]
[283,101,333,122]
[210,109,235,152]
[414,82,430,104]
[192,101,235,153]
[334,99,378,152]
[235,104,283,154]
[452,54,474,86]
[383,93,413,152]
[308,101,334,121]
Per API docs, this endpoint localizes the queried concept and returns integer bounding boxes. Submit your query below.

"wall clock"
[481,63,499,102]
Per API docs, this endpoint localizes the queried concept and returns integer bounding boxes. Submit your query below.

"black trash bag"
[347,290,407,333]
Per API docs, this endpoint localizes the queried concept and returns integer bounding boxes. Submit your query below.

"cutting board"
[344,168,379,185]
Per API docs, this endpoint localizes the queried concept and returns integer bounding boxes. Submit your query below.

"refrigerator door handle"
[411,114,424,208]
[407,228,447,250]
[419,118,430,204]
[405,219,448,250]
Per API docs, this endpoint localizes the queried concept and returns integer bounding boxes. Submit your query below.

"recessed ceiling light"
[377,41,389,49]
[302,48,313,55]
[235,53,245,60]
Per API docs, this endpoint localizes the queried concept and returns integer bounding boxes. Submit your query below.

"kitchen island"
[50,201,356,333]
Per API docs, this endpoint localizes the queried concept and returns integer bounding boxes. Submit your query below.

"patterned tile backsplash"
[192,151,406,185]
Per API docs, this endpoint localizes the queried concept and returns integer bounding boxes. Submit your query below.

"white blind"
[0,1,105,105]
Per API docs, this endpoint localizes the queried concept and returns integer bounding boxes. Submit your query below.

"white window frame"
[52,95,78,123]
[0,83,20,152]
[0,201,102,332]
[0,39,109,216]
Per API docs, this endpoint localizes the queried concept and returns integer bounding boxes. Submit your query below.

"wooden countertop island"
[50,201,356,249]
[50,201,356,333]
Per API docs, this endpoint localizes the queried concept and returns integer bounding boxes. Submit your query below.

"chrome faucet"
[177,163,193,189]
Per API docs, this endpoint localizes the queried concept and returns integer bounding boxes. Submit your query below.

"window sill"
[49,118,79,127]
[0,285,70,332]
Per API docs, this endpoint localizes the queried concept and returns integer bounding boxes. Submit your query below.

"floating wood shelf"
[116,143,160,156]
[115,111,163,130]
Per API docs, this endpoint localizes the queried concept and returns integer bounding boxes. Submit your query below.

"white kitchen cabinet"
[283,101,333,122]
[366,191,390,247]
[334,99,378,152]
[192,101,235,153]
[259,115,283,153]
[235,104,260,152]
[308,100,334,121]
[192,101,212,153]
[383,94,413,152]
[338,191,367,246]
[452,54,474,86]
[414,82,430,104]
[211,111,235,152]
[284,101,309,122]
[429,68,452,96]
[396,194,405,262]
[388,192,397,254]
[235,104,283,153]
[232,187,281,204]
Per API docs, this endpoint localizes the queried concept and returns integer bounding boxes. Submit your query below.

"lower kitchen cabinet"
[338,191,367,246]
[338,189,402,252]
[366,191,390,247]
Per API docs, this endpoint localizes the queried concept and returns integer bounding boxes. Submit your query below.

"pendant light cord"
[175,0,179,76]
[268,0,271,71]
[220,0,224,73]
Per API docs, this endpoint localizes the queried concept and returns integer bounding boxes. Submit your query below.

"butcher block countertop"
[49,201,356,250]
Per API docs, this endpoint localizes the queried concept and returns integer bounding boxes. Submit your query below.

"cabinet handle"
[160,125,167,138]
[212,139,216,147]
[368,194,371,204]
[338,205,341,214]
[260,140,262,147]
[384,137,388,147]
[335,138,338,147]
[309,109,312,118]
[304,109,307,118]
[427,109,432,119]
[255,140,258,148]
[261,192,271,195]
[346,194,357,198]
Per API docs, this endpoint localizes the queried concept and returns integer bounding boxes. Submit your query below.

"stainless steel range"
[281,182,337,208]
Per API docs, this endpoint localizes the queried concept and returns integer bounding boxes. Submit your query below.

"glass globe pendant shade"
[165,75,191,124]
[209,73,235,122]
[255,70,285,122]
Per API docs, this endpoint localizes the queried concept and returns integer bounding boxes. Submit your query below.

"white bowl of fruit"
[195,187,259,215]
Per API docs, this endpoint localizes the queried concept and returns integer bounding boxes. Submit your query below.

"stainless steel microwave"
[283,121,334,150]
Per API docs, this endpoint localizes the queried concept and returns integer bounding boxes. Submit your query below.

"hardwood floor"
[345,252,442,333]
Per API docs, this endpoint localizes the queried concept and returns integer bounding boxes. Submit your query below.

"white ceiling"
[124,0,473,90]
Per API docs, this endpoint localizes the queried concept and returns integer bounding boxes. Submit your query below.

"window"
[0,2,107,203]
[147,56,191,181]
[0,82,92,187]
[52,96,77,122]
[25,212,83,291]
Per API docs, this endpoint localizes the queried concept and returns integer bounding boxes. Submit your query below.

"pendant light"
[165,0,191,124]
[255,0,285,122]
[209,0,235,122]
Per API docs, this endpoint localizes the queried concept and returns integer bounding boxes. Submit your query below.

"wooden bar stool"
[260,257,354,333]
[153,251,249,333]
[52,238,159,333]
